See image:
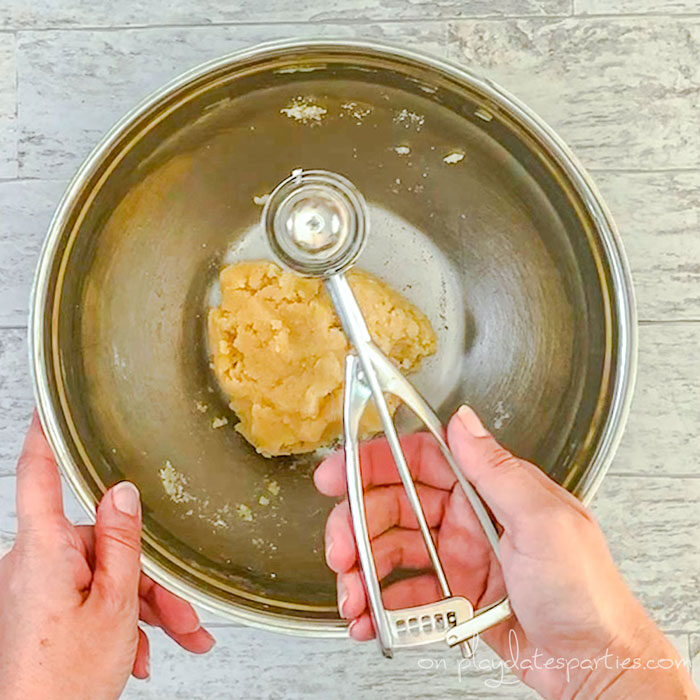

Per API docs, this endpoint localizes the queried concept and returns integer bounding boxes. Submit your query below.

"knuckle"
[329,500,349,529]
[16,452,53,478]
[485,445,521,473]
[16,520,64,550]
[102,526,140,555]
[390,486,403,527]
[15,453,31,477]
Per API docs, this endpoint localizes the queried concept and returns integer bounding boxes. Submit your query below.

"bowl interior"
[38,45,619,628]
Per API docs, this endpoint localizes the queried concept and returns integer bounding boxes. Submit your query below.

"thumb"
[89,481,142,612]
[447,405,563,531]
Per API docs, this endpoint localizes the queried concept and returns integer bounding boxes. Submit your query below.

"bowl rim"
[29,37,638,637]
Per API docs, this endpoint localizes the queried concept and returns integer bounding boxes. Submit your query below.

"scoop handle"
[331,274,509,656]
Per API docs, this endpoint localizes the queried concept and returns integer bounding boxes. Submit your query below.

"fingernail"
[112,481,140,516]
[146,660,151,679]
[348,619,359,640]
[337,580,349,618]
[457,405,489,437]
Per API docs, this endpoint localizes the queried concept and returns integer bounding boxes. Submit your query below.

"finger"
[314,433,455,497]
[337,528,436,619]
[383,574,442,609]
[346,575,442,642]
[371,527,436,580]
[336,492,500,620]
[349,613,375,641]
[337,568,365,620]
[78,533,202,638]
[446,406,566,530]
[164,627,216,654]
[139,599,216,654]
[88,481,142,614]
[16,411,65,530]
[439,485,500,568]
[131,627,150,680]
[325,485,448,573]
[139,575,201,635]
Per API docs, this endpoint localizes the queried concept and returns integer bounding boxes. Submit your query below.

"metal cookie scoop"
[263,169,512,658]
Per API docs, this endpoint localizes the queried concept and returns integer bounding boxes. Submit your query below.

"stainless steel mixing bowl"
[30,40,636,636]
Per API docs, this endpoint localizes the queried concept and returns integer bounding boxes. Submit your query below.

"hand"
[0,413,215,700]
[315,405,698,700]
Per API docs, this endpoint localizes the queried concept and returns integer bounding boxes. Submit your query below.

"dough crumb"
[195,401,208,413]
[211,416,228,429]
[394,145,411,155]
[258,495,270,506]
[493,400,512,430]
[281,98,327,124]
[253,194,270,206]
[443,151,465,164]
[236,504,253,522]
[266,480,280,496]
[159,460,195,504]
[394,108,425,130]
[207,260,437,456]
[340,100,372,123]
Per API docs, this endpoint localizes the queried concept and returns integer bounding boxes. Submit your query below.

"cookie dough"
[207,260,437,456]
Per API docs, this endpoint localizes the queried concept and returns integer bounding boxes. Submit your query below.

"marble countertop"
[0,1,698,697]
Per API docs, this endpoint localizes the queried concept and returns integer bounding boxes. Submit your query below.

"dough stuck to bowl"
[208,260,437,456]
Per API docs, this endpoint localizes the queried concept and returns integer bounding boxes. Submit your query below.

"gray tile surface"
[0,3,699,697]
[0,33,16,178]
[0,329,32,477]
[1,0,570,29]
[0,178,67,325]
[593,171,700,322]
[576,0,700,12]
[692,634,700,691]
[593,475,700,630]
[447,17,700,170]
[119,627,690,699]
[672,632,692,669]
[122,627,540,700]
[0,474,90,558]
[611,323,700,476]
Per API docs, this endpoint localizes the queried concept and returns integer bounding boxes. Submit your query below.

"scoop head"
[263,169,368,277]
